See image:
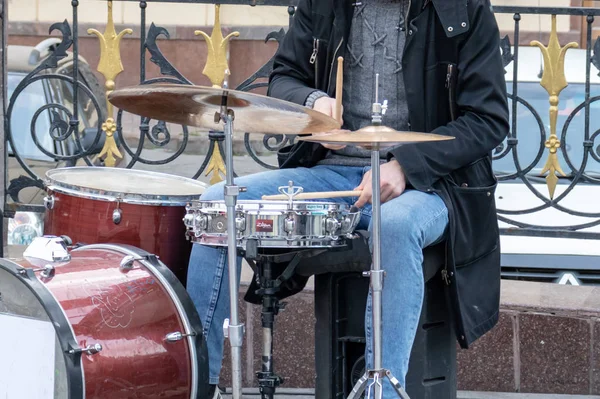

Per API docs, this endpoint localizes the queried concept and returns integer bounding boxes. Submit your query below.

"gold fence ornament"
[88,0,133,167]
[197,5,240,184]
[530,14,578,199]
[195,4,240,88]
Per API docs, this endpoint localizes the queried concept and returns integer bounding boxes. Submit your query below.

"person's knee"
[200,182,225,201]
[381,210,423,246]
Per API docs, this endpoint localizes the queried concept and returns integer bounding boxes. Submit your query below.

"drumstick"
[335,56,344,123]
[262,190,362,201]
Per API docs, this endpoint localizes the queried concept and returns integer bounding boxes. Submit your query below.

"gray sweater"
[314,0,410,167]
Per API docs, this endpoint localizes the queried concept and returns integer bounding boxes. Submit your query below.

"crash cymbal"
[298,125,455,148]
[108,84,341,135]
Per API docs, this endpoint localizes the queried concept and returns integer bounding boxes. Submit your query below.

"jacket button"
[408,29,413,35]
[461,183,468,188]
[448,26,454,32]
[461,22,467,28]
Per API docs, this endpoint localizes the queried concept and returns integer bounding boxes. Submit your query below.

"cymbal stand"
[347,74,410,399]
[216,77,245,399]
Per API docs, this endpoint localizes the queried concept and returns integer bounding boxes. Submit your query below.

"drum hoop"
[46,167,205,206]
[194,200,352,212]
[73,244,207,399]
[194,235,350,249]
[0,259,85,398]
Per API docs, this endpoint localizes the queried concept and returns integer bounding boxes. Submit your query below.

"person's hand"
[354,160,406,208]
[313,97,346,150]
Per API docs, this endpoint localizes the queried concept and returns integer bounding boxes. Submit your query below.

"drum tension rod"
[67,343,103,356]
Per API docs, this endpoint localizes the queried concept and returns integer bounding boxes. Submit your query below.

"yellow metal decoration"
[196,5,240,184]
[530,15,578,199]
[88,0,133,166]
[195,5,240,88]
[205,145,227,185]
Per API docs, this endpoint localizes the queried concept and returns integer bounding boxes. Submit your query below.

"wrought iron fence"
[3,0,600,248]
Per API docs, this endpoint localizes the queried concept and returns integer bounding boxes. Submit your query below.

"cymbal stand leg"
[219,96,245,399]
[348,74,410,399]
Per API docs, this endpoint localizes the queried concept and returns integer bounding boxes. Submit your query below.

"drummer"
[188,0,509,397]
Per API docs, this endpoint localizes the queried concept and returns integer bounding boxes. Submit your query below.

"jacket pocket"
[449,157,499,267]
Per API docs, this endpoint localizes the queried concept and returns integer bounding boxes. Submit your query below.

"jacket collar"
[431,0,470,37]
[329,0,470,38]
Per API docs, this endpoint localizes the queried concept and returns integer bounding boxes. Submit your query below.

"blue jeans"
[186,165,448,395]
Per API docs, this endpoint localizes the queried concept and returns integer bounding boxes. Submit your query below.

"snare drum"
[0,238,208,399]
[43,167,207,285]
[184,200,361,248]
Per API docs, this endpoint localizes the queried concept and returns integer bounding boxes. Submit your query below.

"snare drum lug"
[284,217,295,233]
[324,217,342,234]
[165,331,196,343]
[196,214,208,230]
[235,216,246,232]
[183,213,195,227]
[68,343,103,356]
[43,195,55,210]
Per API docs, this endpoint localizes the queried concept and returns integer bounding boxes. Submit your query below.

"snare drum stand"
[244,243,328,399]
[348,76,410,399]
[216,83,245,399]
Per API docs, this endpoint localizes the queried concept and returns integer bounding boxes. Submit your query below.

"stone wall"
[221,280,600,395]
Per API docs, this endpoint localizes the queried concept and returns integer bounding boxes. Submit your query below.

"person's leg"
[187,165,364,386]
[363,189,448,396]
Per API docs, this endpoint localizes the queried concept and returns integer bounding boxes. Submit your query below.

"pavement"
[218,388,600,398]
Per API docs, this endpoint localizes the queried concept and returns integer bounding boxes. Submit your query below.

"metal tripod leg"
[347,370,410,399]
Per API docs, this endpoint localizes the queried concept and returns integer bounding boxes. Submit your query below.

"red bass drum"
[42,167,207,285]
[0,238,209,398]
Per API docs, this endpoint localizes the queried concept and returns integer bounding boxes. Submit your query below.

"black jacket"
[267,0,509,348]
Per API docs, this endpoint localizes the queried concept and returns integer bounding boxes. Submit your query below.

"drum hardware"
[119,253,158,271]
[164,331,197,343]
[68,343,103,356]
[44,194,55,210]
[112,198,123,225]
[31,264,56,279]
[23,236,71,263]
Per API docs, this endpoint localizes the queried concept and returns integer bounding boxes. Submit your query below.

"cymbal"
[108,84,341,135]
[298,125,455,148]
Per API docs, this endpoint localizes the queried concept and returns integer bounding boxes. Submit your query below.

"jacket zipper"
[446,63,457,121]
[311,38,320,88]
[327,38,344,94]
[404,0,412,35]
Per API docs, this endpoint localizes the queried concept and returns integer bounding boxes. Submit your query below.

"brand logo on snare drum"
[256,219,274,233]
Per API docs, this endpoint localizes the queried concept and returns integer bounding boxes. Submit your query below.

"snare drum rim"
[73,244,209,399]
[194,199,354,212]
[0,258,85,398]
[45,167,206,206]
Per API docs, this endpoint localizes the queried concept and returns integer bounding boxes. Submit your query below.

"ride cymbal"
[108,84,341,135]
[298,125,455,148]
